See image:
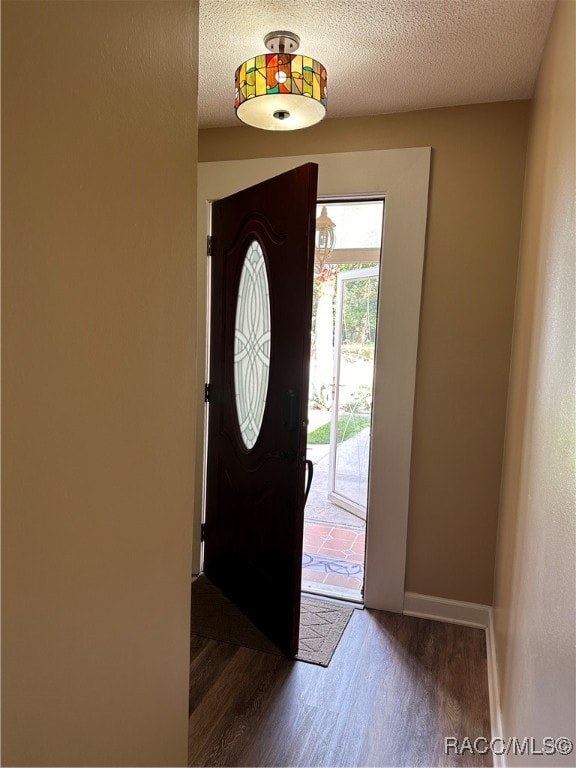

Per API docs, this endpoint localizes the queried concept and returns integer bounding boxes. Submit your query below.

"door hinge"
[204,383,211,403]
[207,235,213,257]
[200,523,206,542]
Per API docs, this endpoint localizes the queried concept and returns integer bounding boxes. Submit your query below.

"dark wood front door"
[203,164,318,656]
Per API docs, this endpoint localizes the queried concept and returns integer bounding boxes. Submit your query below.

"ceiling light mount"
[264,31,301,54]
[234,31,327,132]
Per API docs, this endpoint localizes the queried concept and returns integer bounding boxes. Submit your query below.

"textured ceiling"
[199,0,555,129]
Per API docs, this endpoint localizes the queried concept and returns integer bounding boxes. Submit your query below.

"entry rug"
[297,597,354,666]
[190,575,354,667]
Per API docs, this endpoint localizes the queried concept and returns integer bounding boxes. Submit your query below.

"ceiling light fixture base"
[264,31,301,54]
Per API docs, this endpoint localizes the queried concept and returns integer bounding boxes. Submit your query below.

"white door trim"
[195,148,431,612]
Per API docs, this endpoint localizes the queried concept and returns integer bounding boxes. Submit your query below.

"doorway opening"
[197,147,430,613]
[302,199,384,603]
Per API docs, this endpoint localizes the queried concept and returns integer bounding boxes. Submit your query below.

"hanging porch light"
[314,205,336,274]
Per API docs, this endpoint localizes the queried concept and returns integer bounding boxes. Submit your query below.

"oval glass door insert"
[234,240,271,449]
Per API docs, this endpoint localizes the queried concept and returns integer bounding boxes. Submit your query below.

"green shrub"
[307,414,371,445]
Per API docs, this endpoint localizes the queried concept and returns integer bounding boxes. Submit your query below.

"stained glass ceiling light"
[234,31,327,131]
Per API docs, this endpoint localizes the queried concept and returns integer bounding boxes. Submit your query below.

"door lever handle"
[304,459,314,505]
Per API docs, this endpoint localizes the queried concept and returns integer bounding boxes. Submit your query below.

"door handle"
[304,459,314,505]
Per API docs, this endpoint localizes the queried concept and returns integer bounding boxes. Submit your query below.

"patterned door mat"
[191,575,354,667]
[296,596,354,665]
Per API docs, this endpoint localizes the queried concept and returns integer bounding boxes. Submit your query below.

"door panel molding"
[196,148,431,612]
[224,211,287,255]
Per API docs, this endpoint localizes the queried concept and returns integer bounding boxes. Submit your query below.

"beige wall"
[492,1,575,762]
[200,101,530,604]
[1,2,198,765]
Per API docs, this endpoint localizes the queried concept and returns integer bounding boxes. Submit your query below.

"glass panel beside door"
[328,267,379,517]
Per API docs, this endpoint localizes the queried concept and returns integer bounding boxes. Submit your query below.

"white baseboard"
[404,592,504,765]
[404,591,490,628]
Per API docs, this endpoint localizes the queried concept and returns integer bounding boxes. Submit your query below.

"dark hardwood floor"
[188,607,491,767]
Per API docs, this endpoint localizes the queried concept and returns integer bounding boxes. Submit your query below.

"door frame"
[195,148,431,612]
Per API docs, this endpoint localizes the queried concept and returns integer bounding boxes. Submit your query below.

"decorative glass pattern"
[234,241,271,450]
[234,53,327,110]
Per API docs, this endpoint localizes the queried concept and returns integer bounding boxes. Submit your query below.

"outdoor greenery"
[340,265,379,346]
[309,262,379,411]
[310,263,379,343]
[307,413,371,445]
[342,384,373,412]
